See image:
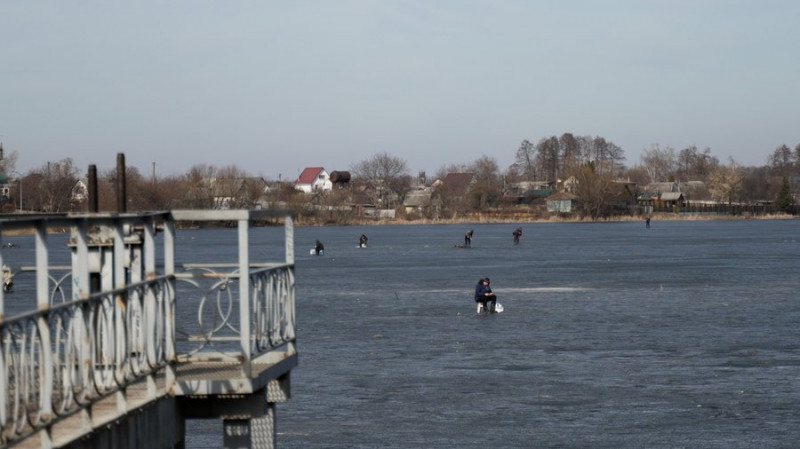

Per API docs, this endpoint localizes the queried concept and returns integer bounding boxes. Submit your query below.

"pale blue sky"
[2,1,798,180]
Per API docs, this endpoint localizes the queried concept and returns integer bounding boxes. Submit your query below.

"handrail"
[0,209,296,446]
[0,273,173,443]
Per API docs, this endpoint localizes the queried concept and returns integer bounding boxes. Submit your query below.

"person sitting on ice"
[474,277,497,313]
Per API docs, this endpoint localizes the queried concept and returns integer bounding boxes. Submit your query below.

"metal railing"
[0,209,295,446]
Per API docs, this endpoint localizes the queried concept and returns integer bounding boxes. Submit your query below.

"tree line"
[0,136,797,217]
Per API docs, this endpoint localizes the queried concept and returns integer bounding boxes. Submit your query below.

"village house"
[638,181,701,212]
[403,187,433,217]
[0,173,15,212]
[72,178,89,205]
[294,167,332,193]
[210,177,268,210]
[504,180,554,204]
[657,191,685,210]
[546,191,580,214]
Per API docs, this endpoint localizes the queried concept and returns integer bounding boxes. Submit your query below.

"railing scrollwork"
[0,209,295,446]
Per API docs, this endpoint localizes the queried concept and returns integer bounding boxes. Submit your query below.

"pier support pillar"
[222,405,276,449]
[179,375,290,449]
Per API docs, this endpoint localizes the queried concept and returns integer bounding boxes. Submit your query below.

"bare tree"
[769,144,794,177]
[576,135,596,165]
[573,161,613,220]
[575,135,626,175]
[602,141,626,176]
[0,148,19,211]
[559,133,581,176]
[620,164,650,187]
[151,175,190,210]
[350,152,409,208]
[708,158,746,205]
[740,165,775,204]
[211,165,257,209]
[535,136,560,182]
[468,155,502,209]
[512,140,536,181]
[182,164,217,209]
[97,166,141,211]
[640,144,677,184]
[122,169,189,211]
[122,167,149,211]
[26,159,81,212]
[0,148,18,176]
[676,145,718,180]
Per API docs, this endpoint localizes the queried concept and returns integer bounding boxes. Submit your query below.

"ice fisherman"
[474,277,497,313]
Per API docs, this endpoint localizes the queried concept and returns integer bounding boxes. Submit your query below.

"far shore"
[299,212,798,227]
[0,212,796,236]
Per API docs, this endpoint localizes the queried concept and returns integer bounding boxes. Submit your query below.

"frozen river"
[264,219,800,448]
[6,218,797,447]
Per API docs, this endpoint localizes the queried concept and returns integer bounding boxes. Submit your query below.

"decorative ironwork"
[0,210,295,446]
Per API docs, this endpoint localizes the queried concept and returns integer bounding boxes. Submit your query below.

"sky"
[2,1,799,181]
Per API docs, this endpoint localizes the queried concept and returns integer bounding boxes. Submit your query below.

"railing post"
[285,215,294,266]
[34,220,54,426]
[238,218,251,376]
[113,219,128,383]
[164,218,176,392]
[143,217,159,376]
[75,219,94,401]
[74,219,90,300]
[35,221,50,311]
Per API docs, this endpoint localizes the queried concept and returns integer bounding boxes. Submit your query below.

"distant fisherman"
[464,229,474,247]
[512,227,522,245]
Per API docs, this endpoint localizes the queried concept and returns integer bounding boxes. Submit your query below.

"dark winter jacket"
[475,281,492,302]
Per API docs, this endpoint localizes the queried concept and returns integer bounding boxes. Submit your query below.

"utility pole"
[117,153,127,213]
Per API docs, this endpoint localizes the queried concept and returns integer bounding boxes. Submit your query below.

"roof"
[442,173,474,191]
[546,192,579,201]
[404,189,431,207]
[646,182,678,193]
[296,167,324,185]
[660,192,684,201]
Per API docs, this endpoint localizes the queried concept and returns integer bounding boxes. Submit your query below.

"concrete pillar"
[222,404,276,449]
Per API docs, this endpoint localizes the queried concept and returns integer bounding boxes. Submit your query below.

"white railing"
[0,209,295,446]
[175,264,295,360]
[0,275,173,441]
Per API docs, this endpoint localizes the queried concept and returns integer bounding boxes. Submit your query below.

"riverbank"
[297,212,798,226]
[1,212,795,235]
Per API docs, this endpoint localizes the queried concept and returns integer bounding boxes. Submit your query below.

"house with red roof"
[294,167,332,193]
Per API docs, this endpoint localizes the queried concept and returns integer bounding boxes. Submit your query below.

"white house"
[294,167,332,193]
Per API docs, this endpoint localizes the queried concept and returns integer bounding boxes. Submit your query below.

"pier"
[0,210,297,448]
